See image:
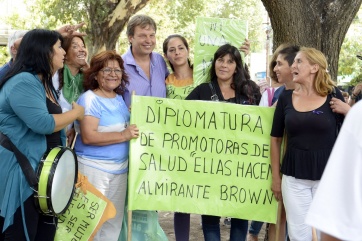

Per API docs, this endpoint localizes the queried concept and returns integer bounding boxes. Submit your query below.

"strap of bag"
[209,82,219,101]
[0,132,38,187]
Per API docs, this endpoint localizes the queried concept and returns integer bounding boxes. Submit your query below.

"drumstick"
[70,132,78,149]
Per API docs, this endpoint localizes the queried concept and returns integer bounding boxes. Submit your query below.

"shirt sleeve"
[185,85,202,100]
[259,91,269,107]
[8,74,55,134]
[306,101,362,239]
[77,92,102,119]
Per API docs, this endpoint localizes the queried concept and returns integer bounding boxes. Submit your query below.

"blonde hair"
[299,47,335,96]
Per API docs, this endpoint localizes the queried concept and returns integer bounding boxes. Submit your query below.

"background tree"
[261,0,362,81]
[338,13,362,86]
[127,0,266,58]
[2,0,362,87]
[29,0,151,57]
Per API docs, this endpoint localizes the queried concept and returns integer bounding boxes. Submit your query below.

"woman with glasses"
[74,50,139,241]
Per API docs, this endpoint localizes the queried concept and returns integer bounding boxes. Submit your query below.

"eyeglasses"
[101,68,123,76]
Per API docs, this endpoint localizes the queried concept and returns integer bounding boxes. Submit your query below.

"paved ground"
[158,211,266,241]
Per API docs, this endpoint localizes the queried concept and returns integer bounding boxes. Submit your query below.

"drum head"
[51,148,77,214]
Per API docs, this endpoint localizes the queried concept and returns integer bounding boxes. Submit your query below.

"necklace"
[98,88,129,128]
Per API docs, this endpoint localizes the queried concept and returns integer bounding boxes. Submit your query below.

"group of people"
[0,13,360,241]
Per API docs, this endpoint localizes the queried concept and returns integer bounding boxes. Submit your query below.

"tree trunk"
[85,0,151,57]
[261,0,362,81]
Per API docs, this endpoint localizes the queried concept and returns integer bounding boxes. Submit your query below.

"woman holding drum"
[74,50,139,241]
[0,29,84,240]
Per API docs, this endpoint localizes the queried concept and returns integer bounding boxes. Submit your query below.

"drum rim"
[35,146,78,215]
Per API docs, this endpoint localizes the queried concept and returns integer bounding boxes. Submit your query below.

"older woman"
[52,35,88,145]
[186,43,261,241]
[0,29,84,241]
[74,50,139,241]
[270,47,344,240]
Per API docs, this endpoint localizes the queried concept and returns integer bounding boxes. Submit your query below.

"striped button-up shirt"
[122,47,169,107]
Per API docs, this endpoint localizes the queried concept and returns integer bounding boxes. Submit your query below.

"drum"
[34,146,78,215]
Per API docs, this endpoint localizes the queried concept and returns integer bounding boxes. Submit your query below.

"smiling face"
[215,54,236,83]
[51,39,66,74]
[165,37,189,68]
[96,59,122,93]
[274,54,293,84]
[291,52,317,84]
[65,36,87,69]
[128,25,156,57]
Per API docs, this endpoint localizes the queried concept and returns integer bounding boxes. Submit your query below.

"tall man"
[122,14,169,107]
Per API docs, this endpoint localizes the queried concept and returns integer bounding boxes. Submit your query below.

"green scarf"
[62,64,83,103]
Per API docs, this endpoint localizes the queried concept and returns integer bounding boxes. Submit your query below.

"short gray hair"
[8,30,28,58]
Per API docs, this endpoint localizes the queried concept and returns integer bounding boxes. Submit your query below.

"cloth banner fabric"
[193,17,248,86]
[128,96,278,224]
[55,173,116,241]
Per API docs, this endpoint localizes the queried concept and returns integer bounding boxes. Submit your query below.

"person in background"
[0,23,85,82]
[74,50,139,241]
[341,91,349,103]
[0,29,84,241]
[122,14,169,107]
[348,82,362,106]
[0,30,28,80]
[270,47,344,241]
[163,34,194,100]
[305,100,362,240]
[186,43,261,241]
[53,34,88,145]
[163,34,251,100]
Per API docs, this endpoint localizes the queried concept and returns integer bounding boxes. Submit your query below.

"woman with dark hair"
[0,29,84,241]
[163,34,194,100]
[53,35,88,145]
[186,43,261,241]
[74,50,139,241]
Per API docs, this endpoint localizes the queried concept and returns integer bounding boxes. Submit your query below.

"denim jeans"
[249,221,264,235]
[202,215,248,241]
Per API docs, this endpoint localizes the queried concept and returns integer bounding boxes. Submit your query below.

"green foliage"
[121,0,266,63]
[338,11,362,86]
[0,47,9,66]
